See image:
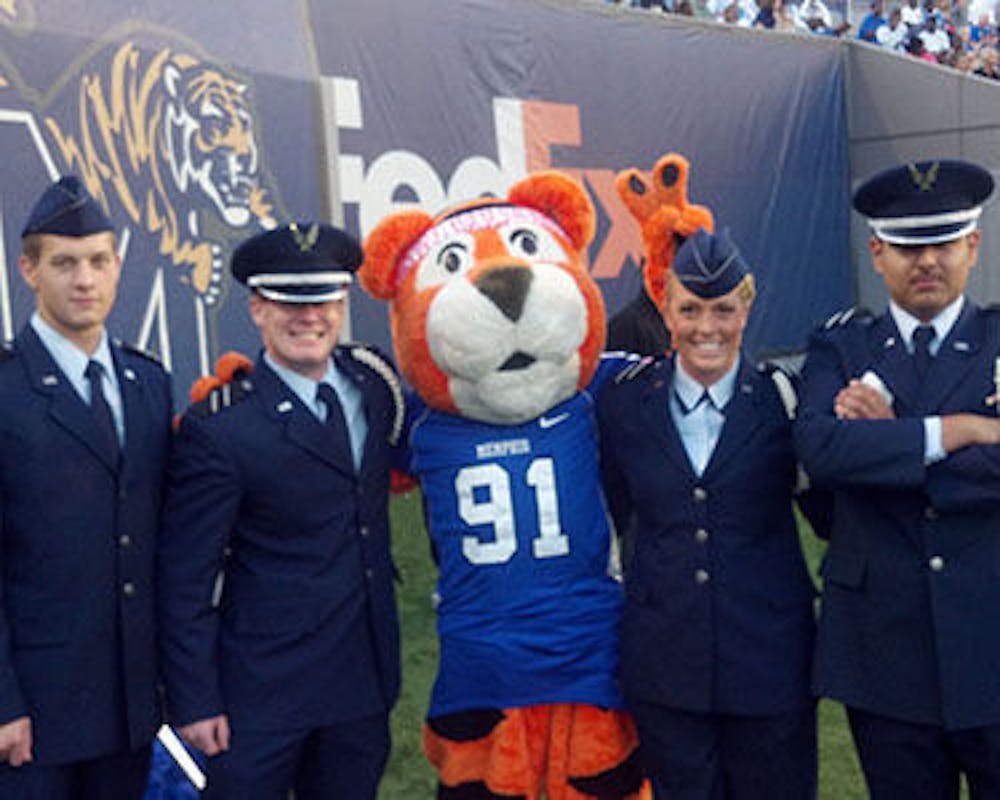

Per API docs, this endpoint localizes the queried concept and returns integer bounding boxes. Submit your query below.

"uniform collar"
[672,355,740,411]
[888,295,964,353]
[30,311,115,392]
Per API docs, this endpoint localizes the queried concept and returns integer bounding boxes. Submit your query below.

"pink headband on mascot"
[394,204,569,290]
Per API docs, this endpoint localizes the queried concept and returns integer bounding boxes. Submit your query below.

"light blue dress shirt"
[669,357,739,476]
[30,312,125,444]
[264,352,367,469]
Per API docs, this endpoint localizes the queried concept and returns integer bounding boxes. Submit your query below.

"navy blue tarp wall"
[0,0,852,401]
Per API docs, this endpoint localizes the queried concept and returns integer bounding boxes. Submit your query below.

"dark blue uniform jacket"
[0,325,171,763]
[795,302,1000,730]
[158,350,401,733]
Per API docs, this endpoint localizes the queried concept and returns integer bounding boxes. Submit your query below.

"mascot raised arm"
[607,152,715,355]
[361,171,651,800]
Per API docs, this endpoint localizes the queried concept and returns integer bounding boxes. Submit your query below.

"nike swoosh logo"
[539,412,570,429]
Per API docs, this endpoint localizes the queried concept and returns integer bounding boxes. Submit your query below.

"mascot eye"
[509,228,539,257]
[439,243,470,274]
[500,222,565,263]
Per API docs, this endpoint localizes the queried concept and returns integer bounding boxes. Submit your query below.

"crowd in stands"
[601,0,1000,78]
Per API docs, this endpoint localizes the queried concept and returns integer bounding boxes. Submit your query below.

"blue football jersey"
[404,356,636,715]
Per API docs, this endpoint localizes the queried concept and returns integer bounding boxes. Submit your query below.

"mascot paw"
[615,152,714,310]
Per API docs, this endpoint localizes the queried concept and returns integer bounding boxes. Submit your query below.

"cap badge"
[290,222,320,253]
[908,162,939,192]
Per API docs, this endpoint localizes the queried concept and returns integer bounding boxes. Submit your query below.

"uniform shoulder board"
[821,306,873,331]
[116,339,163,366]
[984,303,1000,314]
[187,377,254,419]
[758,361,813,492]
[758,362,798,420]
[345,343,405,446]
[612,353,660,384]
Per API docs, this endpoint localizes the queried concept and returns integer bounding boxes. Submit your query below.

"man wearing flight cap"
[598,228,828,799]
[0,176,172,798]
[795,158,1000,798]
[157,222,403,799]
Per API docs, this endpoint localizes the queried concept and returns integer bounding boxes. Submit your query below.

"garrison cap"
[672,228,750,299]
[231,222,362,303]
[853,159,994,245]
[22,176,114,238]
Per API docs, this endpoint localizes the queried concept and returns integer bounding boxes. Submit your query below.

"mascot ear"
[360,211,435,300]
[507,172,596,253]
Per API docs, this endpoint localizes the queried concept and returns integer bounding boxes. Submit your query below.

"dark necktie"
[678,389,712,415]
[912,325,935,381]
[316,383,354,468]
[85,360,120,465]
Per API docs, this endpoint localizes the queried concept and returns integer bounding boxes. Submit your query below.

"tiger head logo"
[360,171,605,425]
[44,42,276,305]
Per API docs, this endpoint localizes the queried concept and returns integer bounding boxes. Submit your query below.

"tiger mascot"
[43,41,275,305]
[361,171,652,800]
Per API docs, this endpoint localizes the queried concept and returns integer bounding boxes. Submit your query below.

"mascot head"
[615,152,715,311]
[360,171,604,425]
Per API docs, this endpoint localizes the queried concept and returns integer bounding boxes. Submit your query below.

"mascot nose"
[474,266,533,322]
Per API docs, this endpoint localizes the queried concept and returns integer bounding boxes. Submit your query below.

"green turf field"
[378,493,869,799]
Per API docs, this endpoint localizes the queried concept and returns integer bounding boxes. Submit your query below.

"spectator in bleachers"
[754,0,778,28]
[973,44,1000,76]
[877,7,910,48]
[906,31,940,59]
[858,0,888,40]
[920,15,953,55]
[967,0,996,23]
[901,0,925,28]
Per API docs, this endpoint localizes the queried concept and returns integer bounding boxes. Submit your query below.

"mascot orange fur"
[615,151,715,312]
[362,172,650,800]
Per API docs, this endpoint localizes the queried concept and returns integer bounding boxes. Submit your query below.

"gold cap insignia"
[289,222,320,252]
[908,162,939,192]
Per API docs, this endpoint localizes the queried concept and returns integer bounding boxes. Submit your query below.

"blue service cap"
[672,228,750,299]
[231,222,362,303]
[853,159,994,246]
[21,175,114,238]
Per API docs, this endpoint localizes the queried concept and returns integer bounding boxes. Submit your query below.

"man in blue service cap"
[795,158,1000,799]
[0,176,173,798]
[598,228,828,799]
[158,222,403,800]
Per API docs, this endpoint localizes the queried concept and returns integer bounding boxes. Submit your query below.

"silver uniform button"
[928,555,945,572]
[695,569,710,585]
[360,526,369,538]
[123,581,136,597]
[694,528,710,544]
[365,568,374,580]
[692,487,708,503]
[119,534,131,548]
[924,507,938,521]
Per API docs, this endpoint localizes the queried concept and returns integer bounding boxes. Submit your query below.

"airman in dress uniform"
[795,158,1000,799]
[0,176,172,799]
[598,228,826,799]
[157,223,403,800]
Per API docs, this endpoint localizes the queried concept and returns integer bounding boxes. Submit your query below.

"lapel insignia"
[42,374,58,386]
[123,368,137,381]
[740,383,753,394]
[289,222,320,252]
[952,341,970,352]
[884,336,895,348]
[276,400,294,413]
[908,161,939,192]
